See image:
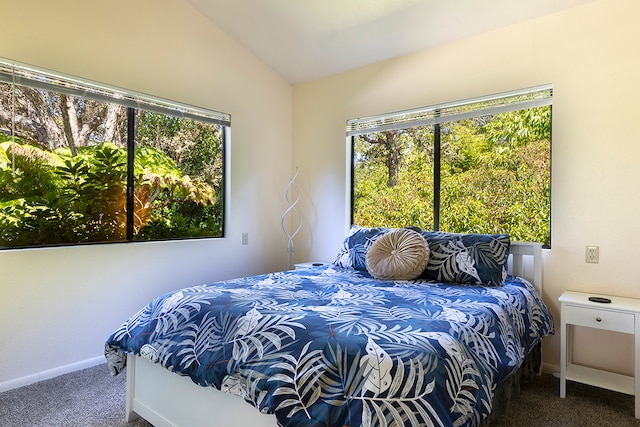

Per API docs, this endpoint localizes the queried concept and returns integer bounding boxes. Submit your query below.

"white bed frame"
[125,241,543,427]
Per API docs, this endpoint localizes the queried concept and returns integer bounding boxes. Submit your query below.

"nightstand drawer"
[565,305,634,334]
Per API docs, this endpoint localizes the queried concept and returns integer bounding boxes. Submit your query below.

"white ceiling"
[186,0,597,84]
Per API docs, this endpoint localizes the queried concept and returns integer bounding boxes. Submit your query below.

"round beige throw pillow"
[365,228,429,281]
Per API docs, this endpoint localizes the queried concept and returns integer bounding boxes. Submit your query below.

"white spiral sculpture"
[281,167,302,269]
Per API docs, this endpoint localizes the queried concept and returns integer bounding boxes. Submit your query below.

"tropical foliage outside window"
[0,61,227,249]
[351,88,552,246]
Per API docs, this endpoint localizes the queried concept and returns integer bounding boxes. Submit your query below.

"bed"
[105,227,554,427]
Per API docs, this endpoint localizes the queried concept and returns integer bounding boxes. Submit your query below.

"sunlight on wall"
[0,0,293,385]
[292,0,640,372]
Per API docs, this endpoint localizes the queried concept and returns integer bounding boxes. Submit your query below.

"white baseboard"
[542,361,560,376]
[0,355,105,393]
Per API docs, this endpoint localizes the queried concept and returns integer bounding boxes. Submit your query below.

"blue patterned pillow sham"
[335,226,510,286]
[333,225,390,270]
[415,230,510,286]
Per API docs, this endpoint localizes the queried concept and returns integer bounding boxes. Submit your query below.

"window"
[0,59,229,249]
[349,86,552,246]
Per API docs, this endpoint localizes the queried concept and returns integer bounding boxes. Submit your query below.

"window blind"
[347,85,552,137]
[0,58,231,127]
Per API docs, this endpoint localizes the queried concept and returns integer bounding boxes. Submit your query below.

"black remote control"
[588,296,611,303]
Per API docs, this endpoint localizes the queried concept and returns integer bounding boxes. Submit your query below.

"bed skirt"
[482,342,542,425]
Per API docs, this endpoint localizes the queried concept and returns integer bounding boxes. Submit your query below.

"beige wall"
[2,0,639,388]
[0,0,293,386]
[292,0,640,373]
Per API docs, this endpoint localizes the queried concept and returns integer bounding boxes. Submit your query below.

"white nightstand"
[559,290,640,418]
[294,262,328,270]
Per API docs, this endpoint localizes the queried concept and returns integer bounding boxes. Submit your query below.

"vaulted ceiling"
[186,0,597,84]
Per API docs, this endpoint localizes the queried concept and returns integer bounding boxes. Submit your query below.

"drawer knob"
[596,317,602,322]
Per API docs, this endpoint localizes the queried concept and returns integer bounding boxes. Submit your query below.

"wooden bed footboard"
[126,354,278,427]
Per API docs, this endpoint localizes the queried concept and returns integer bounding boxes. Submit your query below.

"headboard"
[509,241,543,294]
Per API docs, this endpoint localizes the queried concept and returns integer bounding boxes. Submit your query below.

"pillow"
[365,228,429,281]
[333,226,390,270]
[417,231,510,286]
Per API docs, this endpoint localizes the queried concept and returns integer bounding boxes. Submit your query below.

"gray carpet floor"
[0,364,151,427]
[492,374,640,427]
[1,364,640,426]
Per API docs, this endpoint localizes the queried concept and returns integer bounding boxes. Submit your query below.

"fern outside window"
[0,58,230,249]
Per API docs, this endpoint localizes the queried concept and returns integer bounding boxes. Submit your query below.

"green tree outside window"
[352,104,551,246]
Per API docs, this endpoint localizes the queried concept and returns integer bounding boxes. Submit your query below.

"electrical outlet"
[242,232,248,245]
[586,246,599,264]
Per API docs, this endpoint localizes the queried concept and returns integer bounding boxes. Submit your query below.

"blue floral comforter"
[105,265,553,427]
